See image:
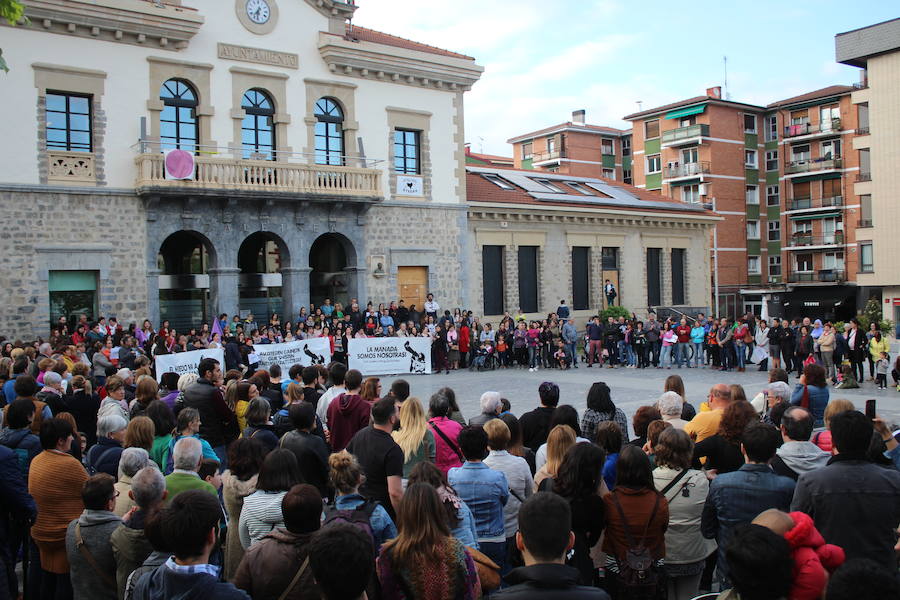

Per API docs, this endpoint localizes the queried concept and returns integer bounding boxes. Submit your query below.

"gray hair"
[173,436,202,471]
[43,371,63,387]
[657,391,684,417]
[97,414,128,438]
[246,397,271,425]
[118,447,150,479]
[131,466,166,508]
[480,391,502,415]
[765,381,791,402]
[177,372,199,391]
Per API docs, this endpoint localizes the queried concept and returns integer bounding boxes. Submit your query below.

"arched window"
[241,89,275,160]
[160,79,198,152]
[314,98,344,165]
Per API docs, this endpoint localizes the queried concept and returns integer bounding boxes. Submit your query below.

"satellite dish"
[164,149,195,180]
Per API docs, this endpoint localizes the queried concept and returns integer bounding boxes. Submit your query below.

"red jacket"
[458,326,470,354]
[326,393,371,452]
[785,511,845,600]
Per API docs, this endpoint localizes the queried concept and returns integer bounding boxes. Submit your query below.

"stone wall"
[0,187,148,339]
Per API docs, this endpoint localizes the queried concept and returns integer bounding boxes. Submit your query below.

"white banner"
[348,337,432,375]
[252,339,331,373]
[154,348,225,383]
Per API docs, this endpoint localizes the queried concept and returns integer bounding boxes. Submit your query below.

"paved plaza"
[380,364,900,429]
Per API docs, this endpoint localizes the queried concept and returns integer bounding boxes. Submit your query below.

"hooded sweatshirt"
[784,511,845,600]
[773,441,831,480]
[130,560,249,600]
[326,392,371,452]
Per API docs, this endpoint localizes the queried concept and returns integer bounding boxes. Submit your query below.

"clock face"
[246,0,270,24]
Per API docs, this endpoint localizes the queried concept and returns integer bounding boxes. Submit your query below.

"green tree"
[600,305,631,321]
[0,0,26,73]
[860,295,894,335]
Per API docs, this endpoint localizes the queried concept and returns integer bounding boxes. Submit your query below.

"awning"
[667,178,701,187]
[665,104,707,120]
[789,212,841,220]
[790,172,841,183]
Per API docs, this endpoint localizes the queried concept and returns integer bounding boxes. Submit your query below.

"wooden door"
[398,266,428,311]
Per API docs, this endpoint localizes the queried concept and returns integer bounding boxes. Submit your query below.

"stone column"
[281,267,311,320]
[503,244,519,312]
[146,269,161,327]
[589,248,604,312]
[208,268,240,320]
[343,266,366,307]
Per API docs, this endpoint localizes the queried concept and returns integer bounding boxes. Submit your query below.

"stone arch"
[156,230,218,331]
[237,231,290,326]
[309,232,358,308]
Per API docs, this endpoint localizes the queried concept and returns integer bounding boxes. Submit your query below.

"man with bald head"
[684,384,732,443]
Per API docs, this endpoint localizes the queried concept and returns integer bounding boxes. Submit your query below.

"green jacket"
[164,471,217,503]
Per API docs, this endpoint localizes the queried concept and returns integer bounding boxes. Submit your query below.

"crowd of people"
[2,304,900,600]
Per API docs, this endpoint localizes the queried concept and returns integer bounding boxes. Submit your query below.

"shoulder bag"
[74,523,117,590]
[429,421,464,462]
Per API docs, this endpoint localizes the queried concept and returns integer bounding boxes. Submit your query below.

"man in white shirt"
[316,362,348,430]
[424,293,440,321]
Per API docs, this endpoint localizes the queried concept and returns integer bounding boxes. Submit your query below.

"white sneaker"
[528,368,534,372]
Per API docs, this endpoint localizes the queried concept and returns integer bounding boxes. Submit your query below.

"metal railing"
[661,123,710,144]
[788,195,843,211]
[787,269,846,283]
[856,126,870,135]
[532,149,566,162]
[858,218,873,228]
[789,232,845,247]
[785,157,842,174]
[856,172,872,182]
[783,119,841,138]
[664,161,711,178]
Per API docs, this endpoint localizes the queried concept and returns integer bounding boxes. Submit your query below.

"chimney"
[572,109,585,125]
[706,86,722,99]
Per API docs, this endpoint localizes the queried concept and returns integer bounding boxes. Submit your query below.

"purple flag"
[211,317,224,342]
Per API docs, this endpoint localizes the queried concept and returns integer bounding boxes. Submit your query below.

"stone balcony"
[134,152,382,200]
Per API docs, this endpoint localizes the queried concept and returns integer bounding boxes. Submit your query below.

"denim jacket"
[701,463,795,579]
[334,493,397,551]
[448,461,509,542]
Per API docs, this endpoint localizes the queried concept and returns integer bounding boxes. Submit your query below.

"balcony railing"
[785,157,842,174]
[789,232,845,247]
[856,126,870,135]
[856,172,872,182]
[532,149,566,163]
[661,123,710,145]
[787,269,846,283]
[788,195,843,211]
[783,119,841,138]
[134,152,382,197]
[47,150,96,185]
[664,161,711,178]
[858,218,873,228]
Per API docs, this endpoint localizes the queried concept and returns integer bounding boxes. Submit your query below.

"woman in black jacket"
[779,318,795,375]
[767,319,783,371]
[795,326,814,376]
[551,442,606,586]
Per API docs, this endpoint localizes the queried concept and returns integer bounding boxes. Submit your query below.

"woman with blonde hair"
[392,397,436,480]
[812,398,855,452]
[328,450,397,550]
[124,415,155,452]
[533,424,576,491]
[377,483,481,600]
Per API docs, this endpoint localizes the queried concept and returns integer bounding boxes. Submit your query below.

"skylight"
[533,178,562,192]
[482,174,514,190]
[565,182,594,195]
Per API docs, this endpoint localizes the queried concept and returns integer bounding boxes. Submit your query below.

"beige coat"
[222,471,258,580]
[818,330,835,352]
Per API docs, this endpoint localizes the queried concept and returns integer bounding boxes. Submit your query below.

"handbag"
[467,546,501,591]
[743,332,753,344]
[803,354,817,367]
[800,385,810,409]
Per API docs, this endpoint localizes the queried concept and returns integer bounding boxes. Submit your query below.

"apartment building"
[624,87,767,317]
[507,111,633,183]
[766,86,860,321]
[837,18,900,328]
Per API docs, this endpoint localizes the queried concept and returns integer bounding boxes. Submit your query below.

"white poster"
[154,348,225,383]
[252,338,332,373]
[348,337,432,375]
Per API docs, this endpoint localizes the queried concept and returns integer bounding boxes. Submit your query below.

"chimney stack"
[706,86,722,99]
[572,109,586,125]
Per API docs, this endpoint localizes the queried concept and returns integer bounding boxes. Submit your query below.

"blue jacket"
[0,443,36,526]
[790,384,829,426]
[333,493,397,551]
[85,437,124,478]
[701,464,795,580]
[131,562,249,600]
[164,434,219,475]
[453,500,480,550]
[690,326,706,344]
[448,461,509,541]
[0,426,42,477]
[2,378,16,406]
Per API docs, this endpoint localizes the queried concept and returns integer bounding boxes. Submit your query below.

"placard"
[348,337,432,375]
[154,348,225,383]
[396,175,423,196]
[252,338,332,373]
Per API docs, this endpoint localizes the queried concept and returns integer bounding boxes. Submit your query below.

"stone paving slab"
[378,364,900,431]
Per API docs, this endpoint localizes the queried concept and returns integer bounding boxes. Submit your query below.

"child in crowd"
[553,340,572,370]
[753,509,845,600]
[835,363,859,389]
[875,351,890,389]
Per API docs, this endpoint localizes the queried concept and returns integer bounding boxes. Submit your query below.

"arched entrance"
[157,231,215,331]
[309,233,355,308]
[238,232,287,326]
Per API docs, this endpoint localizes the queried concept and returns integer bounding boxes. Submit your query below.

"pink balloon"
[165,149,195,179]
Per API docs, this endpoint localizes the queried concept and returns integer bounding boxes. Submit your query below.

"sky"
[353,1,898,155]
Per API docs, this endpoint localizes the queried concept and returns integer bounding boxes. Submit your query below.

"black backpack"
[322,499,378,551]
[610,492,665,600]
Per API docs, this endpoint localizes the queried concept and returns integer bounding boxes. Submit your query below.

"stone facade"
[0,187,148,338]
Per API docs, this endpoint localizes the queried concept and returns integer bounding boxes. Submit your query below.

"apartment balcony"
[784,157,843,176]
[856,172,872,182]
[786,231,845,249]
[788,195,843,211]
[856,126,870,135]
[787,269,846,284]
[783,119,842,139]
[532,149,566,165]
[661,123,710,147]
[663,161,711,180]
[133,151,383,200]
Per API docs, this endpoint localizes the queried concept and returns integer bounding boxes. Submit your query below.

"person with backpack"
[0,397,42,478]
[325,450,397,551]
[601,445,669,600]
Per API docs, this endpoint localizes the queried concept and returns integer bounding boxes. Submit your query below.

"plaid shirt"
[164,557,220,578]
[581,408,630,442]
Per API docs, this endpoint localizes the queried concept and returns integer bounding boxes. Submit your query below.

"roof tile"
[343,25,474,60]
[766,85,855,108]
